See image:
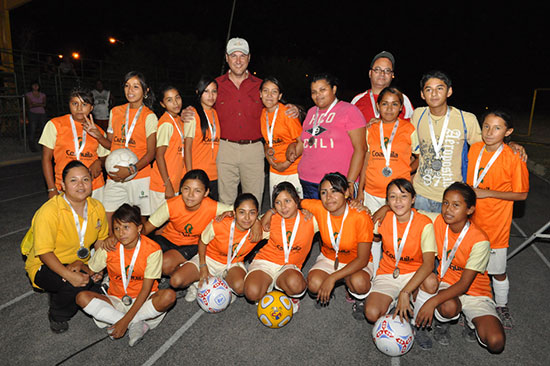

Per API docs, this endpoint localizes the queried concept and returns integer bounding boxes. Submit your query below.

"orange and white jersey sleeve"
[156,122,174,147]
[202,217,257,264]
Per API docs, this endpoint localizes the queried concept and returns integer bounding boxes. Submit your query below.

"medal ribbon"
[427,107,451,159]
[227,219,251,271]
[205,109,217,150]
[168,113,185,157]
[265,105,279,148]
[327,204,349,262]
[369,90,380,118]
[69,116,86,161]
[392,211,414,269]
[119,237,141,296]
[473,144,504,188]
[311,98,338,137]
[281,211,300,264]
[379,120,399,168]
[63,195,88,254]
[124,105,144,147]
[440,222,470,278]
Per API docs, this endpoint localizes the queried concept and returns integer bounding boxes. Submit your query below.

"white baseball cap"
[226,37,250,55]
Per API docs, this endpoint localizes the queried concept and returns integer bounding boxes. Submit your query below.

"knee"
[169,271,185,289]
[155,289,176,311]
[438,300,460,319]
[306,273,323,295]
[244,283,264,302]
[420,273,438,294]
[364,302,382,324]
[282,274,306,296]
[485,332,506,354]
[347,274,371,295]
[75,291,93,308]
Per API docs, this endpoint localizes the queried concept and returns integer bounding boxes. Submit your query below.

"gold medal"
[122,295,133,306]
[267,147,275,156]
[392,267,400,279]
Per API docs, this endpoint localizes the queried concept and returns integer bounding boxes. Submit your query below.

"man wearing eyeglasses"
[351,51,414,124]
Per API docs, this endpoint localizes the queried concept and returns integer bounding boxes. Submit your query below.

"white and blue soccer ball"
[105,148,138,182]
[372,314,414,356]
[197,277,232,313]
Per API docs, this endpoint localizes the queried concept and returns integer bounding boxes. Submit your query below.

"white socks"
[413,289,436,325]
[130,299,163,324]
[83,298,124,325]
[492,277,509,306]
[371,240,382,276]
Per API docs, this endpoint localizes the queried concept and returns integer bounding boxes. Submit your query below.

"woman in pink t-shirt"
[25,81,47,151]
[286,73,367,199]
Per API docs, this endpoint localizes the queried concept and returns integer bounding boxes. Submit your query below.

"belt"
[220,138,263,145]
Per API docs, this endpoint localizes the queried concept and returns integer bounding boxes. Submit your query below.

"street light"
[72,52,80,60]
[108,37,124,45]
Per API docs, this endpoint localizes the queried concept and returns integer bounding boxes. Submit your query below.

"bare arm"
[474,188,528,201]
[39,252,90,287]
[184,137,193,171]
[155,145,175,198]
[41,146,58,198]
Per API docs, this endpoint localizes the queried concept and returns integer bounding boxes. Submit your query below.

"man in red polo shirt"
[351,51,414,124]
[215,38,265,208]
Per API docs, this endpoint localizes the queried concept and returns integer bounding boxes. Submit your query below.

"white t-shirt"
[91,89,110,120]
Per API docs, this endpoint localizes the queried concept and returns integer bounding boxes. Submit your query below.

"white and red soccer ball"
[197,277,232,313]
[372,315,414,356]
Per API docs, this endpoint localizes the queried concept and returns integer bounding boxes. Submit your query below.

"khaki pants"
[217,140,265,210]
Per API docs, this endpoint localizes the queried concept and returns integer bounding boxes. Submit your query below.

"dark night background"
[9,0,550,118]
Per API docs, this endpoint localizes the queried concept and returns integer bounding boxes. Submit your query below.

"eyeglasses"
[371,68,393,75]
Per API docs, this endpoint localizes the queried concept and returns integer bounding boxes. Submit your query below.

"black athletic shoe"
[49,314,68,334]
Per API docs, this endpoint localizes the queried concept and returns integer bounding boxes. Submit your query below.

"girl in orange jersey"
[169,193,260,299]
[103,71,158,223]
[259,77,304,199]
[39,88,111,201]
[76,204,176,347]
[149,84,186,212]
[244,182,317,313]
[144,169,232,278]
[363,178,437,350]
[416,182,505,354]
[300,172,373,319]
[184,76,220,200]
[466,110,528,329]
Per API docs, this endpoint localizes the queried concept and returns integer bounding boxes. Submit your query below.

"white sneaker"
[231,293,237,304]
[185,285,198,303]
[128,321,150,347]
[291,298,300,314]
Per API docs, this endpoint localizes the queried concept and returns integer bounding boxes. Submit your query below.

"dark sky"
[10,1,550,115]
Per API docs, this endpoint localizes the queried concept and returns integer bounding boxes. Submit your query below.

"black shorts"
[153,235,198,260]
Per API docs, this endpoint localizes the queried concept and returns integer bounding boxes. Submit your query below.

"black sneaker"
[352,300,365,320]
[462,325,477,343]
[49,314,68,334]
[415,327,433,350]
[433,319,450,346]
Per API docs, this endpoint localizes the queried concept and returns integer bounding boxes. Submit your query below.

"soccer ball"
[372,315,414,356]
[257,291,293,329]
[105,148,138,182]
[196,277,232,313]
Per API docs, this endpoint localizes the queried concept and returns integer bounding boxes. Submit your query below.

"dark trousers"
[300,179,320,200]
[34,265,99,322]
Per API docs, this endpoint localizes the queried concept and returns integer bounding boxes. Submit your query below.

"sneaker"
[48,314,68,334]
[291,298,300,314]
[433,320,451,346]
[462,325,477,343]
[414,328,433,350]
[107,327,115,340]
[345,292,355,304]
[496,306,514,330]
[184,285,198,303]
[352,300,365,320]
[128,321,150,347]
[231,293,237,304]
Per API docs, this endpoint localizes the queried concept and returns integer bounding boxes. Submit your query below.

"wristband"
[47,188,56,192]
[199,263,207,268]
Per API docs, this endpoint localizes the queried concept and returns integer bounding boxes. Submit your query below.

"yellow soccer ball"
[257,290,293,329]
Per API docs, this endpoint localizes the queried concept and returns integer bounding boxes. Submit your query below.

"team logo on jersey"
[306,126,327,137]
[184,224,193,234]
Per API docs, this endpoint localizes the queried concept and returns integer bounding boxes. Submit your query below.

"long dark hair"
[123,71,154,108]
[194,75,218,142]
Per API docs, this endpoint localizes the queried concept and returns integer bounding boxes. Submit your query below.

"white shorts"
[93,293,166,329]
[370,272,415,300]
[149,190,180,214]
[268,172,303,201]
[102,177,152,215]
[487,248,507,275]
[245,259,304,295]
[436,282,499,328]
[91,186,104,202]
[310,252,373,277]
[187,254,246,278]
[363,191,386,214]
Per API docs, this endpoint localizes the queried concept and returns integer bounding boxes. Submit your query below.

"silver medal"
[267,147,275,157]
[308,136,315,145]
[382,166,393,177]
[431,159,442,171]
[122,295,133,306]
[77,247,90,259]
[392,267,400,279]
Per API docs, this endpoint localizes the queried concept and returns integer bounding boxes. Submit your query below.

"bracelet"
[130,164,137,174]
[199,263,207,268]
[47,188,56,192]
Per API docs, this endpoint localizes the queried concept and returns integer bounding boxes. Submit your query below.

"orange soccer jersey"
[301,199,373,264]
[150,112,186,192]
[46,114,105,191]
[466,142,529,249]
[189,108,220,181]
[105,235,161,299]
[364,119,415,198]
[260,102,302,175]
[160,196,220,246]
[203,216,257,265]
[254,212,316,268]
[109,104,156,180]
[433,215,492,298]
[377,209,436,276]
